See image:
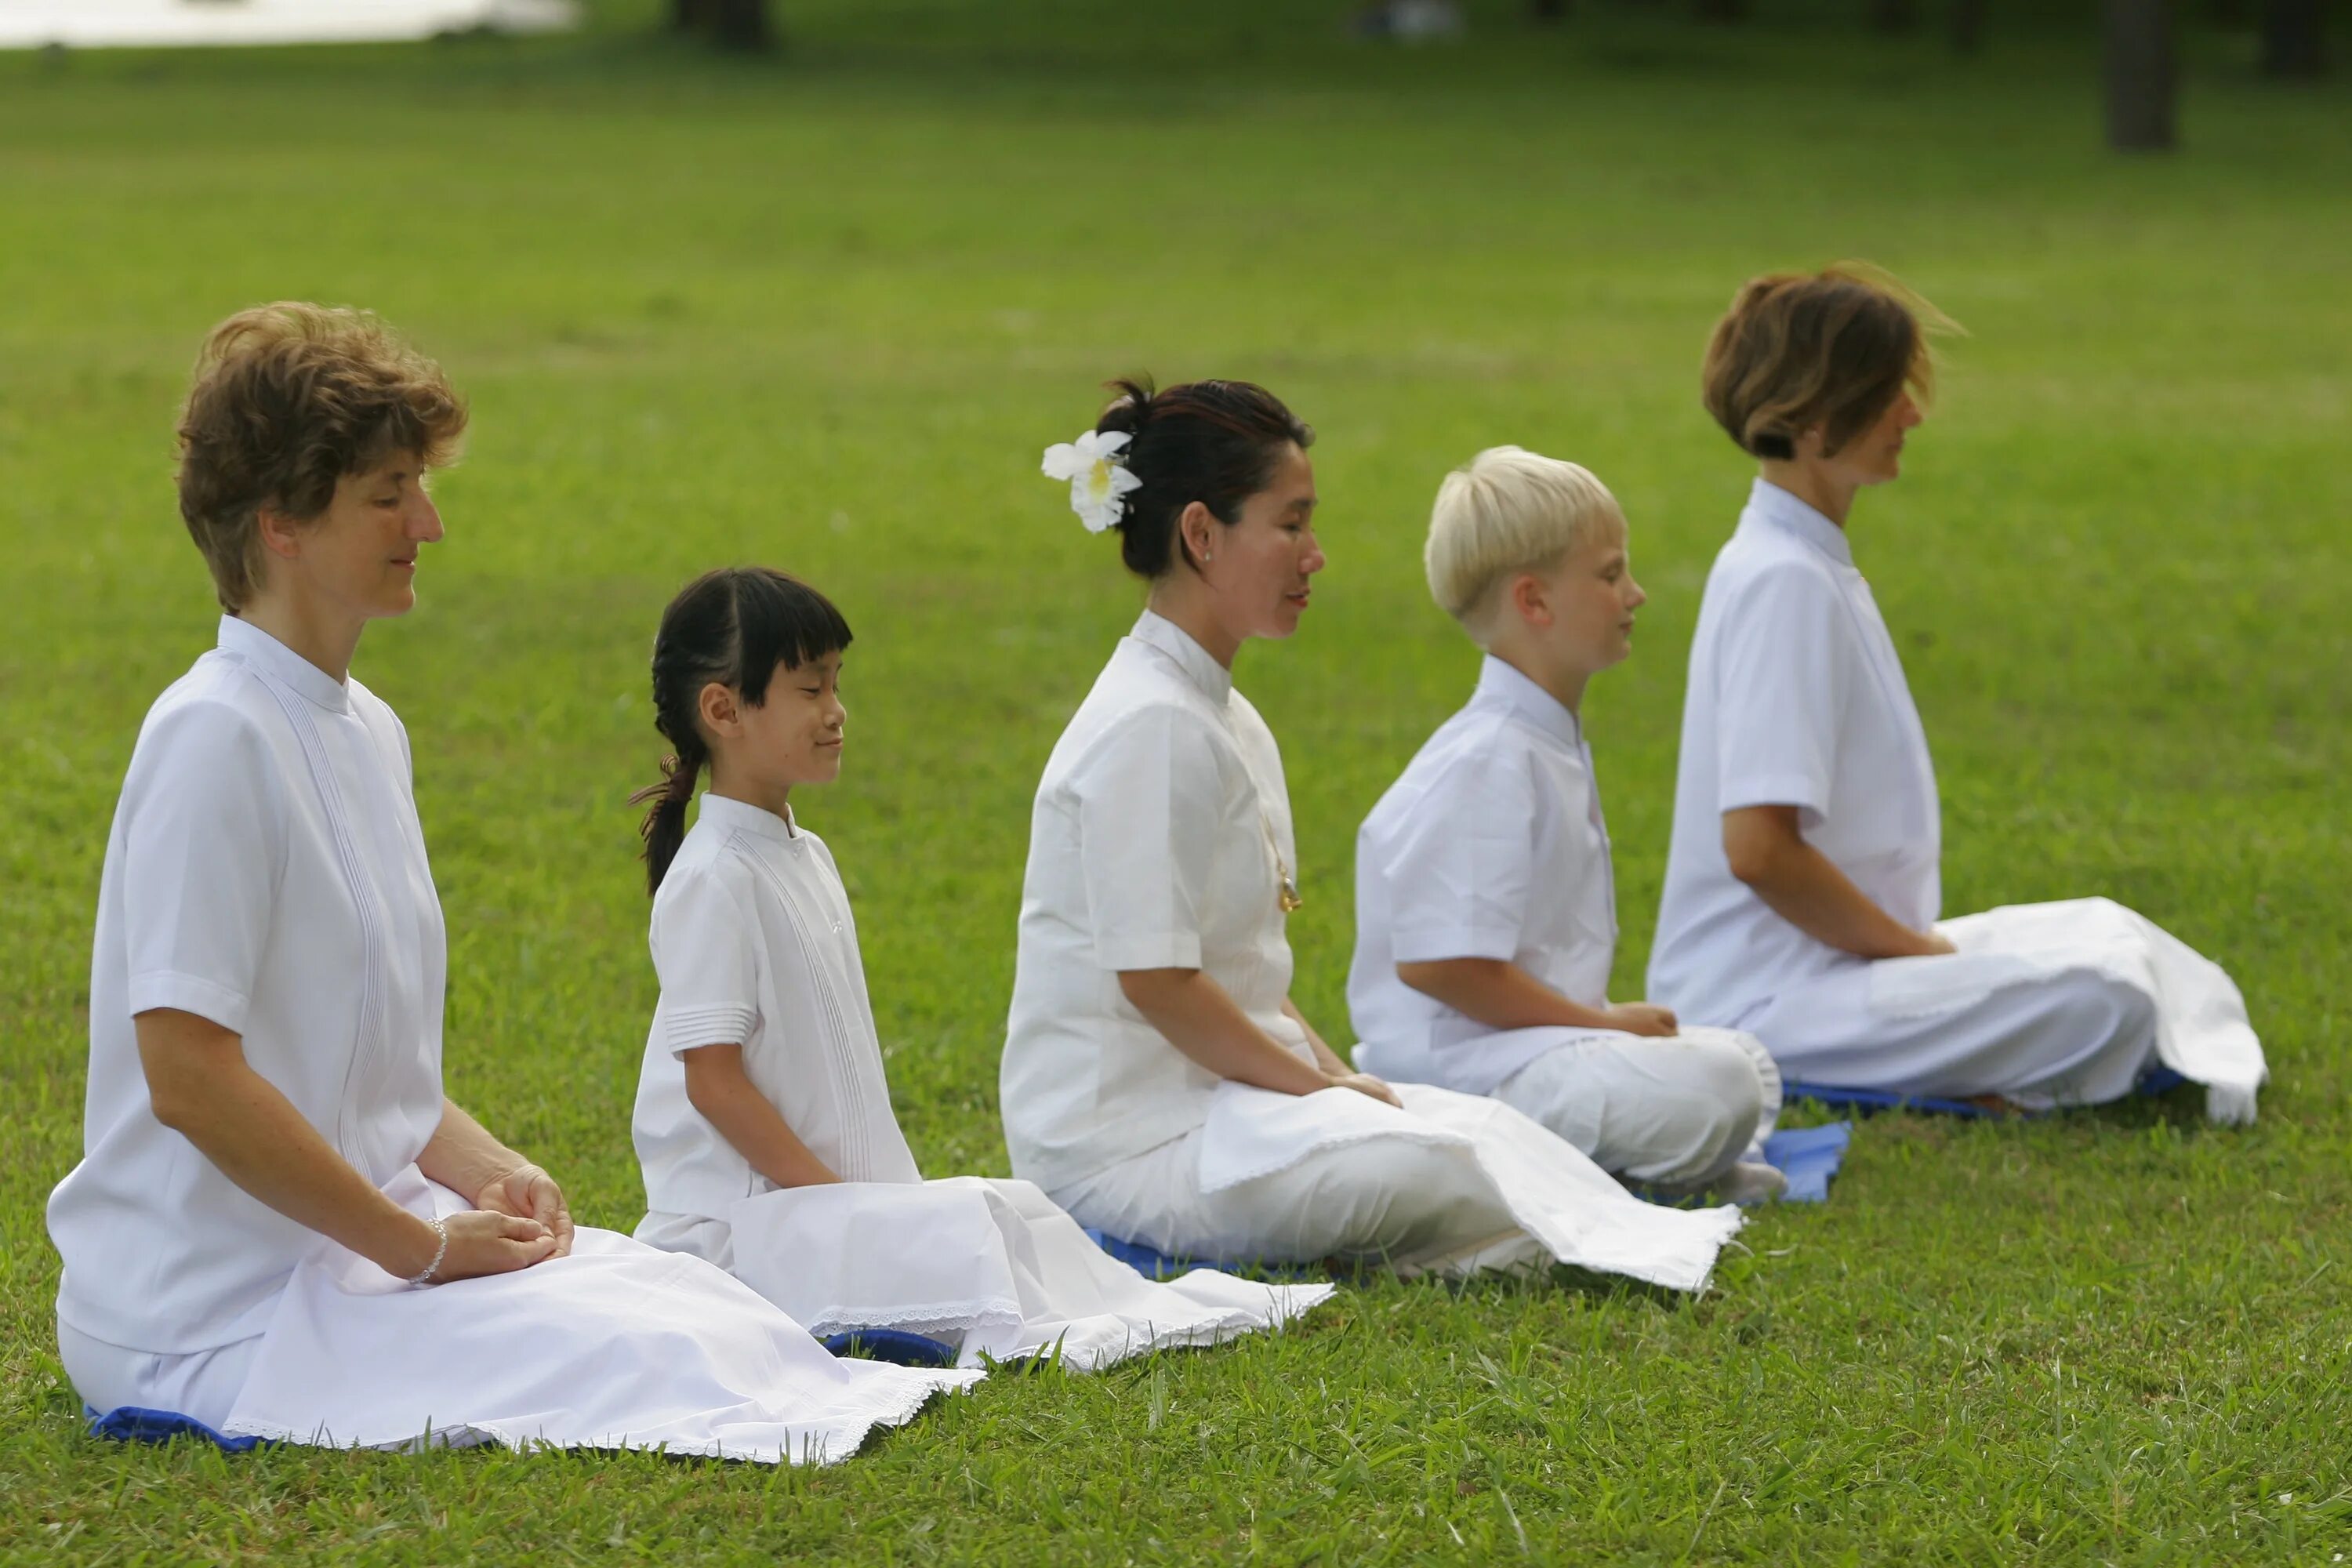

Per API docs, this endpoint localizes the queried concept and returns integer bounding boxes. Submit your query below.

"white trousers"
[1051,1124,1547,1278]
[1755,961,2158,1105]
[1492,1026,1780,1185]
[58,1319,260,1429]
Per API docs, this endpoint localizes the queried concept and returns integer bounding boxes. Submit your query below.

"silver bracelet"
[406,1216,448,1287]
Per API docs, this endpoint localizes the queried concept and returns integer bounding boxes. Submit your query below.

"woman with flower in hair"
[45,303,975,1461]
[1001,378,1741,1290]
[1648,266,2265,1121]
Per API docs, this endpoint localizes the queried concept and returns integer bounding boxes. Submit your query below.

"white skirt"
[220,1169,980,1465]
[724,1176,1333,1370]
[1866,898,2266,1124]
[1196,1082,1743,1294]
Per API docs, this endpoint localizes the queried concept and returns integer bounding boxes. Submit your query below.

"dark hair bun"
[1087,375,1312,579]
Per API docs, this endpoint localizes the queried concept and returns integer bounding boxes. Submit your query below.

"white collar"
[1128,609,1232,706]
[1471,654,1582,750]
[216,615,351,714]
[1740,477,1855,567]
[697,791,798,843]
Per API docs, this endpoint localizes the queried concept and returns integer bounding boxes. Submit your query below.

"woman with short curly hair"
[1647,266,2266,1121]
[45,303,971,1459]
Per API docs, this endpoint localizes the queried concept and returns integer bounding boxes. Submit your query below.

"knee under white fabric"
[1493,1027,1773,1186]
[57,1319,260,1429]
[1759,958,2160,1105]
[1051,1123,1539,1276]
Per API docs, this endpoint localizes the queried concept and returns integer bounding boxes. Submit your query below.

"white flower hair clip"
[1041,428,1143,534]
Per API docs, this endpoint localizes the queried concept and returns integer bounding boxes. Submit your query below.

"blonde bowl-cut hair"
[1425,446,1626,639]
[1700,263,1955,462]
[176,302,467,612]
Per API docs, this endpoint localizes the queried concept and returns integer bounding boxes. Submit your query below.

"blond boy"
[1347,447,1782,1196]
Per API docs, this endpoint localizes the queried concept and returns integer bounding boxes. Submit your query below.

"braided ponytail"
[633,566,855,895]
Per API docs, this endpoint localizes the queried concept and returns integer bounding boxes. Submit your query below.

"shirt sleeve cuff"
[1390,927,1520,965]
[664,1004,757,1057]
[127,971,251,1035]
[1094,932,1204,971]
[1720,774,1831,821]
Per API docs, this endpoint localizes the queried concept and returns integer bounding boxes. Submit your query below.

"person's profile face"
[1835,389,1922,488]
[1212,443,1324,641]
[1543,525,1646,675]
[732,652,848,789]
[280,453,442,622]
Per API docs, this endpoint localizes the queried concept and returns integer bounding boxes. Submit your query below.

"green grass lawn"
[3,1,2349,1559]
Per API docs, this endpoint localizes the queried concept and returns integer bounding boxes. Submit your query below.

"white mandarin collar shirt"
[1348,655,1618,1096]
[49,616,446,1354]
[634,795,920,1250]
[218,613,354,714]
[1740,476,1854,566]
[1129,608,1235,706]
[1648,479,1942,1029]
[1000,610,1308,1193]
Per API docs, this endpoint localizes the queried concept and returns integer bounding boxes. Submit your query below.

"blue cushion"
[1786,1064,2191,1120]
[1083,1229,1328,1283]
[85,1404,267,1452]
[1759,1121,1853,1204]
[818,1328,960,1367]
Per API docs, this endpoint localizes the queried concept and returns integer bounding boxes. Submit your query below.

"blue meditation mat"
[819,1328,960,1367]
[1784,1065,2190,1120]
[1758,1121,1852,1204]
[85,1404,267,1452]
[1083,1229,1330,1284]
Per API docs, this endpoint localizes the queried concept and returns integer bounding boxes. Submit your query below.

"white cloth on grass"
[222,1169,977,1463]
[48,618,972,1460]
[1649,480,2264,1121]
[1057,1082,1740,1294]
[633,793,1328,1368]
[1004,613,1738,1289]
[727,1177,1329,1370]
[1348,653,1774,1182]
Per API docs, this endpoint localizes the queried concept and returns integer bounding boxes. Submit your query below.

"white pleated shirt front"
[48,617,447,1354]
[1001,611,1312,1194]
[633,794,921,1251]
[1648,478,1943,1026]
[1348,655,1620,1094]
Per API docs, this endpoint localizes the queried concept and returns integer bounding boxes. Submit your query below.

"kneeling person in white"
[1649,267,2263,1121]
[1350,448,1781,1198]
[1003,379,1738,1291]
[629,567,1328,1369]
[46,307,972,1462]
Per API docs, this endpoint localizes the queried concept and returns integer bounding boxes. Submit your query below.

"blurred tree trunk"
[1950,0,1987,51]
[1530,0,1570,20]
[1872,0,1920,30]
[2104,0,2176,149]
[2259,0,2327,76]
[670,0,773,49]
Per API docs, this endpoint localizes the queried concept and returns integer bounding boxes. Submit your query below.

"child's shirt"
[633,793,920,1259]
[1347,655,1619,1095]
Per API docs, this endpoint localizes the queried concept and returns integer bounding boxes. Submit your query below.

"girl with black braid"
[626,568,1327,1367]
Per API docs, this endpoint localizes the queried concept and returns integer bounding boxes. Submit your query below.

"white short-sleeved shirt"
[1001,612,1313,1193]
[1648,479,1941,1025]
[47,617,447,1354]
[634,795,921,1247]
[1348,655,1620,1094]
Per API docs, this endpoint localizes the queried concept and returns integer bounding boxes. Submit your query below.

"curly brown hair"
[1700,264,1951,463]
[176,303,467,612]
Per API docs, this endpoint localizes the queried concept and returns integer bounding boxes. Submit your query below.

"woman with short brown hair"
[1646,267,2266,1121]
[45,303,971,1458]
